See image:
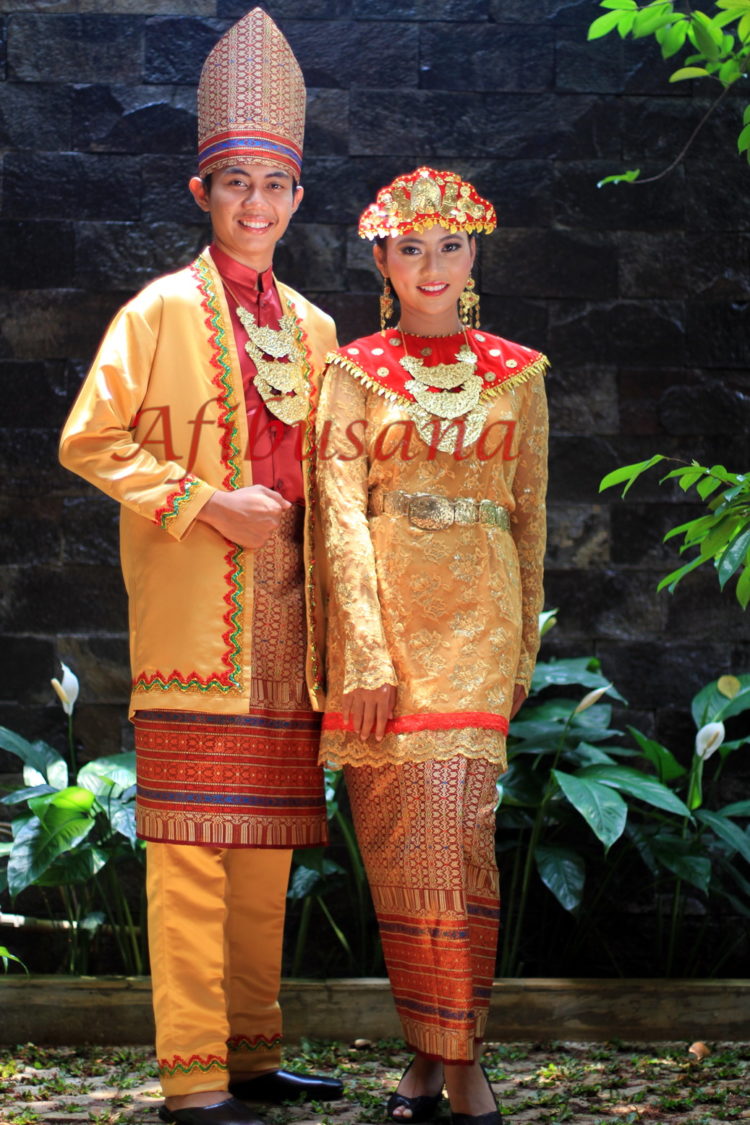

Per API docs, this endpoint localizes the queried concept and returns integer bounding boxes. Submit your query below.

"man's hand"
[197,485,291,548]
[342,684,397,742]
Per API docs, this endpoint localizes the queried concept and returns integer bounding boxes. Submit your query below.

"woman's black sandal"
[448,1065,500,1125]
[387,1058,444,1123]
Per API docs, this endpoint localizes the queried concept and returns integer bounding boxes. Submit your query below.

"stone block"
[488,0,550,18]
[74,221,206,291]
[553,568,670,641]
[617,232,750,301]
[420,24,554,92]
[141,156,205,224]
[357,0,487,18]
[548,0,593,29]
[553,161,685,230]
[623,96,744,164]
[305,89,349,157]
[56,635,131,703]
[2,153,141,221]
[621,38,689,97]
[302,156,408,225]
[545,503,610,569]
[546,364,619,435]
[478,296,548,351]
[144,16,227,84]
[547,299,687,369]
[658,379,746,436]
[483,228,618,299]
[72,85,196,154]
[4,0,214,9]
[283,20,418,88]
[8,14,142,84]
[610,502,703,567]
[0,564,126,634]
[220,0,352,15]
[1,221,75,288]
[0,289,125,364]
[547,434,620,504]
[665,569,749,643]
[345,228,380,293]
[555,34,623,95]
[274,222,347,293]
[616,366,701,437]
[312,292,376,349]
[61,496,121,566]
[0,360,69,428]
[0,636,58,708]
[0,428,70,497]
[0,498,62,567]
[350,91,620,159]
[687,300,750,369]
[683,160,750,233]
[0,82,72,150]
[72,703,133,760]
[452,160,553,228]
[594,641,730,711]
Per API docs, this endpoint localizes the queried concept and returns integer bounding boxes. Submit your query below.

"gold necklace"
[222,277,309,426]
[398,328,488,454]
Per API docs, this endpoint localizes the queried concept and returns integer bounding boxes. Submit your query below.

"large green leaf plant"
[497,616,750,976]
[0,664,145,974]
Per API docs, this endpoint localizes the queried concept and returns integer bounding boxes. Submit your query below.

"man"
[60,10,340,1125]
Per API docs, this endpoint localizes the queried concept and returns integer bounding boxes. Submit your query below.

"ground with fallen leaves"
[1,1039,749,1125]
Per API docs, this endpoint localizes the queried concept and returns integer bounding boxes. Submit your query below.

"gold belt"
[368,488,510,531]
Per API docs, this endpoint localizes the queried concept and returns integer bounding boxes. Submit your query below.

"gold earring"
[379,276,394,332]
[459,276,480,329]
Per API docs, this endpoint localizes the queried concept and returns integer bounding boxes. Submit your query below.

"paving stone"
[7,14,142,83]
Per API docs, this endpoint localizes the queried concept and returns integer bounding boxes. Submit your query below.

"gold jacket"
[60,248,336,716]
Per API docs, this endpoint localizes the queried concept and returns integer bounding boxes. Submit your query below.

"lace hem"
[319,727,507,771]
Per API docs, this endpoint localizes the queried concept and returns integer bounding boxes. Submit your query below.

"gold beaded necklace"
[398,327,488,454]
[222,277,309,426]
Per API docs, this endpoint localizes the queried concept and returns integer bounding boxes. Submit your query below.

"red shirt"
[211,243,304,505]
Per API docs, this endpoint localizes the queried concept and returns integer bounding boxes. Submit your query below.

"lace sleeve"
[511,371,549,691]
[317,362,398,695]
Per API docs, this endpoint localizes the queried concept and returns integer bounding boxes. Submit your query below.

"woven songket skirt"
[344,757,500,1062]
[134,507,326,849]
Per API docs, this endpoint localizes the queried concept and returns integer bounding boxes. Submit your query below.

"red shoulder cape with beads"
[326,328,548,403]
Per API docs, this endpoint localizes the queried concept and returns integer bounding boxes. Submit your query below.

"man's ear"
[189,176,211,214]
[291,184,304,215]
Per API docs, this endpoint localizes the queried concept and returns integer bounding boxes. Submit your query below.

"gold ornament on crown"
[359,167,497,240]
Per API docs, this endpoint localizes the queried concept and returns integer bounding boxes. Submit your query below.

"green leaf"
[633,3,675,38]
[669,65,711,81]
[736,562,750,609]
[36,843,109,888]
[0,728,66,786]
[0,946,28,974]
[599,455,665,494]
[588,10,626,39]
[696,809,750,865]
[717,0,750,10]
[738,122,750,152]
[77,752,137,792]
[718,527,750,587]
[691,674,750,726]
[576,764,691,817]
[599,0,637,8]
[696,475,723,501]
[653,840,712,894]
[700,514,743,558]
[740,12,750,40]
[719,58,742,85]
[535,845,586,913]
[656,552,705,593]
[660,18,690,57]
[720,799,750,817]
[531,657,626,700]
[627,727,686,782]
[6,813,95,896]
[597,169,642,187]
[1,784,58,806]
[496,761,546,808]
[552,770,628,847]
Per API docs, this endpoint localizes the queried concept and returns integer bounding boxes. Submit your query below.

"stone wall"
[1,0,748,768]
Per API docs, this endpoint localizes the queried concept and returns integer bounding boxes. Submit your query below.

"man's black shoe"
[158,1096,264,1125]
[229,1069,344,1103]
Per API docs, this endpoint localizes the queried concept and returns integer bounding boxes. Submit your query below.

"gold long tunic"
[316,328,549,770]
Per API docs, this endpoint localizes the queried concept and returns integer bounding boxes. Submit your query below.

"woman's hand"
[342,684,397,742]
[510,684,527,719]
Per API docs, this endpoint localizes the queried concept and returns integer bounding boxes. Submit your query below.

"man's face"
[189,163,303,270]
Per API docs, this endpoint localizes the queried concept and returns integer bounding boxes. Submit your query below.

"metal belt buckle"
[454,497,479,525]
[408,493,454,530]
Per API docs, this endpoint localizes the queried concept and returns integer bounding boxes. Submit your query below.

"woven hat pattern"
[198,7,305,179]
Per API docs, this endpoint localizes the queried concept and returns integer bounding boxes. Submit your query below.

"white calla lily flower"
[574,684,612,714]
[694,721,725,761]
[50,662,79,716]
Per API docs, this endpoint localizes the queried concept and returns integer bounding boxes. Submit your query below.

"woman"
[315,168,549,1125]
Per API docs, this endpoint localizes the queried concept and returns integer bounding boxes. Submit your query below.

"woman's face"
[373,225,476,334]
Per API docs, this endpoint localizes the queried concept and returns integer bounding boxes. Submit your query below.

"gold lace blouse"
[316,328,549,769]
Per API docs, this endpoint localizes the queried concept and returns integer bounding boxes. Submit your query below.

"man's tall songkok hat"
[359,167,497,240]
[197,7,305,180]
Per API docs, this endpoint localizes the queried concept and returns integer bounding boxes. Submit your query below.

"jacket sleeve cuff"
[154,477,216,542]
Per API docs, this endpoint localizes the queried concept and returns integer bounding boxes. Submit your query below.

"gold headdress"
[358,167,497,240]
[197,7,305,180]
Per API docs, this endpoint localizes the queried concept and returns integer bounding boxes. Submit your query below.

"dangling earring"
[459,276,481,329]
[379,276,394,333]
